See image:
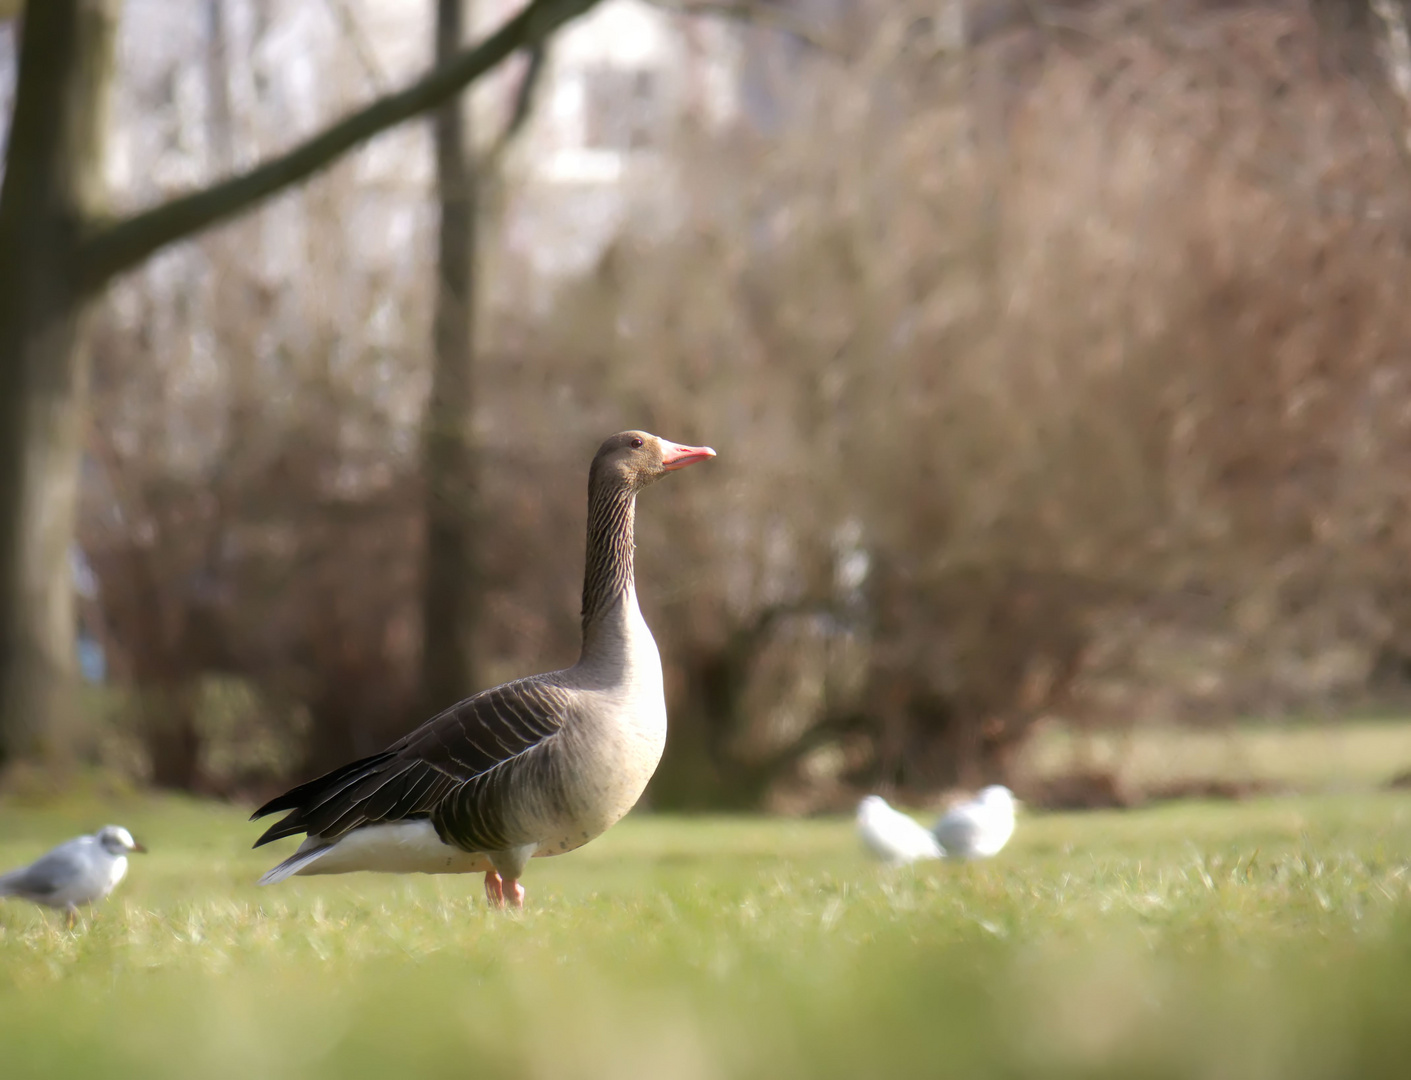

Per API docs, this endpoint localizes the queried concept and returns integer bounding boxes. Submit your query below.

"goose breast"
[516,591,668,856]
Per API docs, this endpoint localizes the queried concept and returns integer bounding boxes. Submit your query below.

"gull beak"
[130,841,148,854]
[660,440,717,471]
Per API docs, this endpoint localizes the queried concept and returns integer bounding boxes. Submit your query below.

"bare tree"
[0,0,603,769]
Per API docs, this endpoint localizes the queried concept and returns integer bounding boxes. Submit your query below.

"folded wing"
[251,676,577,854]
[0,842,89,899]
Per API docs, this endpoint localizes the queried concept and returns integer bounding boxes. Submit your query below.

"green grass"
[2,793,1411,1079]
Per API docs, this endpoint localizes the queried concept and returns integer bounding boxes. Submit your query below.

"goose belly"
[532,598,668,858]
[535,697,667,859]
[301,821,494,876]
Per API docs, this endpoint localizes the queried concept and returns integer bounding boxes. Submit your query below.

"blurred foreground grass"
[2,792,1411,1079]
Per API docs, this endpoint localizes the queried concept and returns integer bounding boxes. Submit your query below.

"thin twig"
[320,0,388,93]
[1370,0,1411,177]
[484,42,547,167]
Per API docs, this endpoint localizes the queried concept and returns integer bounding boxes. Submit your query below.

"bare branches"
[484,43,547,167]
[75,0,601,292]
[319,0,388,93]
[645,0,843,55]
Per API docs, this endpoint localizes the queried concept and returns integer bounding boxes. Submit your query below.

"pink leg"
[504,879,525,909]
[484,870,505,908]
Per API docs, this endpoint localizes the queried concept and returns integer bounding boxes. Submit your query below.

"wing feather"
[251,675,575,851]
[2,843,90,898]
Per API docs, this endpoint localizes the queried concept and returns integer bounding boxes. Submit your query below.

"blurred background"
[5,0,1411,817]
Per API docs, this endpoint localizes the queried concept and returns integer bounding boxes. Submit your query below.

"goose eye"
[630,437,644,449]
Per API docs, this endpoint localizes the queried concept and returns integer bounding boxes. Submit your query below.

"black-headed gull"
[856,795,943,865]
[933,785,1016,859]
[0,825,147,926]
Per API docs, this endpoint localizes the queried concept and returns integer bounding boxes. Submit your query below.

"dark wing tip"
[251,813,305,849]
[249,787,307,825]
[248,750,401,824]
[249,797,284,822]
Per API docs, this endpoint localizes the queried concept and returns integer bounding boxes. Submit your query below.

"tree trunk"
[421,0,482,713]
[0,0,117,768]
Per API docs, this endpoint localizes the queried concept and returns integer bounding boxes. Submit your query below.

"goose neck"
[580,477,637,644]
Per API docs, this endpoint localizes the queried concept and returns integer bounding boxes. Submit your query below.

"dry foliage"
[75,0,1411,807]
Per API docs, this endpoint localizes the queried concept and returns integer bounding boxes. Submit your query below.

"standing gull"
[251,431,715,909]
[0,825,147,926]
[856,795,943,866]
[933,785,1017,860]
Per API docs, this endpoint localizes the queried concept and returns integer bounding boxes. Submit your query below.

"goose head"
[96,825,147,855]
[590,431,716,492]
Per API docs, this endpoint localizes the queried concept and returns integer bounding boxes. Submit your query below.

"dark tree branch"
[75,0,600,292]
[484,42,547,166]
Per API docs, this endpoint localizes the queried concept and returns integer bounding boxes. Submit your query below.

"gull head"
[96,825,148,855]
[856,795,891,822]
[978,786,1016,814]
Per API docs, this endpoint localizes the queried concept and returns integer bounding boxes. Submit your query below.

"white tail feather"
[257,843,334,886]
[257,821,497,883]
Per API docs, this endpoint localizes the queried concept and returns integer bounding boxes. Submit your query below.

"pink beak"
[660,440,717,471]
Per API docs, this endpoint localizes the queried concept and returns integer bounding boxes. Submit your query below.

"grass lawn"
[2,791,1411,1079]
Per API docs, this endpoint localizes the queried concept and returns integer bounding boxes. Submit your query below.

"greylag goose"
[0,825,147,926]
[933,785,1017,860]
[855,795,943,866]
[251,431,715,908]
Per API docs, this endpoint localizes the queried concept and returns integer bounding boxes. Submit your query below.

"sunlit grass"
[2,792,1411,1078]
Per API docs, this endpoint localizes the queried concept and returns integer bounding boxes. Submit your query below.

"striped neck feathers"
[580,471,638,636]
